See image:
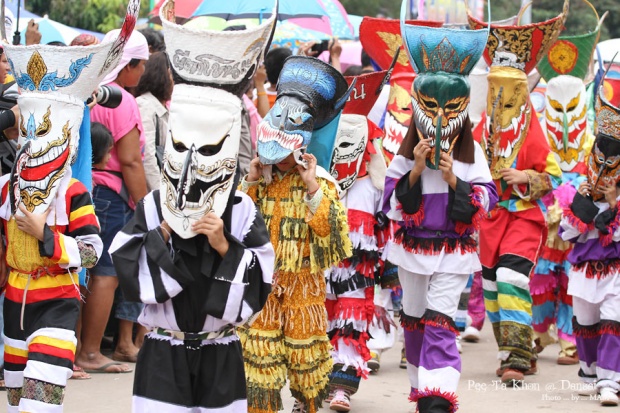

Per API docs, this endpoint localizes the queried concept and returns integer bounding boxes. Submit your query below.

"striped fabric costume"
[0,2,140,410]
[530,1,605,363]
[240,56,353,413]
[559,78,620,405]
[109,1,277,412]
[468,2,567,380]
[382,5,497,412]
[325,70,389,410]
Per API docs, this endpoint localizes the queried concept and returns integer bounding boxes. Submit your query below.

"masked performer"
[559,82,620,407]
[0,1,142,410]
[468,2,567,383]
[530,2,605,364]
[382,5,497,412]
[324,70,389,411]
[108,2,277,412]
[238,55,353,413]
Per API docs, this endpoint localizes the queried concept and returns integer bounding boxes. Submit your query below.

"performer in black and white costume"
[109,1,277,411]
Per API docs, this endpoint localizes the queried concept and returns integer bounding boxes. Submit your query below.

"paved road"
[20,325,607,413]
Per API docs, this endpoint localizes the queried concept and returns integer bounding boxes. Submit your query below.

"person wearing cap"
[76,28,149,374]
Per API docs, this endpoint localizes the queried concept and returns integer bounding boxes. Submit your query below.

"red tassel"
[601,208,620,247]
[455,185,486,236]
[398,198,425,227]
[348,209,376,237]
[574,260,620,280]
[562,207,594,234]
[411,387,459,413]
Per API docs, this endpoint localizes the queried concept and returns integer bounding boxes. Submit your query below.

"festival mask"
[160,0,276,238]
[587,87,620,201]
[257,56,352,165]
[359,17,443,164]
[5,0,139,215]
[400,2,488,169]
[538,1,605,172]
[331,71,387,194]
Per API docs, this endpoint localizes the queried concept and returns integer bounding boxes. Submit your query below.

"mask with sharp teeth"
[587,86,620,201]
[257,56,353,165]
[537,3,604,173]
[159,0,277,238]
[5,0,140,216]
[400,1,487,169]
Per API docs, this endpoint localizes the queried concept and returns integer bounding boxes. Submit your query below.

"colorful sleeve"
[38,180,102,269]
[201,196,275,325]
[109,192,194,304]
[514,153,562,201]
[239,175,262,202]
[559,192,598,241]
[383,155,416,222]
[307,178,353,270]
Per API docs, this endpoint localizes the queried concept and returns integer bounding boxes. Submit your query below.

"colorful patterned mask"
[257,56,352,165]
[539,1,605,172]
[160,0,276,238]
[359,17,443,164]
[587,87,620,201]
[468,1,568,179]
[331,71,387,195]
[401,3,488,169]
[7,0,139,216]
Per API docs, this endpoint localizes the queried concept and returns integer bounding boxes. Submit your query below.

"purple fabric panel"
[468,271,485,330]
[383,176,398,215]
[477,180,499,212]
[419,192,451,230]
[568,238,620,264]
[576,335,600,369]
[404,328,423,368]
[597,331,620,374]
[419,324,461,372]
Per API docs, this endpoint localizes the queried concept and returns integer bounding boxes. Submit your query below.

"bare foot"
[70,365,91,380]
[75,351,131,373]
[113,344,140,363]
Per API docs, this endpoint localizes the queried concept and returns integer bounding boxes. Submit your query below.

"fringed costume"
[0,1,138,407]
[468,3,567,380]
[559,75,620,405]
[325,70,390,410]
[382,8,497,413]
[109,2,278,412]
[240,55,354,413]
[529,1,604,363]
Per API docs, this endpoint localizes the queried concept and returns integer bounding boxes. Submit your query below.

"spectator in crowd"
[255,47,291,117]
[139,27,165,53]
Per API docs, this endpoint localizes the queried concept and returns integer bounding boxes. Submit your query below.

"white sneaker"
[462,326,480,343]
[456,335,462,353]
[600,387,619,406]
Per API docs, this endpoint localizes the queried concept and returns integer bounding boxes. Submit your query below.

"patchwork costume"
[468,3,566,379]
[559,83,620,403]
[325,70,389,409]
[239,56,353,413]
[0,0,141,409]
[383,5,497,412]
[531,1,605,362]
[109,1,277,411]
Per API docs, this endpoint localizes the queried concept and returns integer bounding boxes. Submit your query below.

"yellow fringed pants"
[239,269,333,413]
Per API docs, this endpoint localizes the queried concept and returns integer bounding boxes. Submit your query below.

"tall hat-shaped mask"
[538,1,606,172]
[401,0,488,169]
[360,17,442,164]
[468,1,568,179]
[257,56,354,167]
[330,71,388,195]
[160,0,276,238]
[5,0,140,217]
[588,80,620,201]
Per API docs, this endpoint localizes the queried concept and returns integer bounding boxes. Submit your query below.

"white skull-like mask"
[330,114,368,195]
[161,84,241,238]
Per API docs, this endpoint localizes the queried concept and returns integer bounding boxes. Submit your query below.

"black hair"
[265,47,292,85]
[361,49,371,68]
[47,41,66,46]
[343,65,362,77]
[128,58,141,68]
[134,52,173,103]
[139,28,165,53]
[91,122,114,165]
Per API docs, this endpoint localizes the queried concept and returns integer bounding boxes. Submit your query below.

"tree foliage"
[26,0,150,34]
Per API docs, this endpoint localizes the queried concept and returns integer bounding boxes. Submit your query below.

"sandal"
[70,365,91,380]
[330,389,351,412]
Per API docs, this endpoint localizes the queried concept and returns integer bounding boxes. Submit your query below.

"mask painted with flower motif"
[161,85,240,238]
[545,76,588,172]
[383,73,414,163]
[412,73,470,168]
[484,66,531,179]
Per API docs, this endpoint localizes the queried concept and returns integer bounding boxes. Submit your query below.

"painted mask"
[6,0,139,215]
[383,73,414,163]
[160,0,276,238]
[545,76,589,171]
[400,6,488,169]
[587,88,620,201]
[257,56,351,165]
